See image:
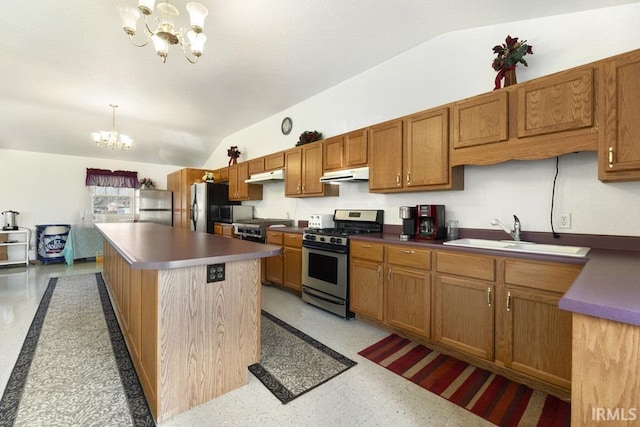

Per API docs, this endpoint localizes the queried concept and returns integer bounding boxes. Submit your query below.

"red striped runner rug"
[358,334,570,426]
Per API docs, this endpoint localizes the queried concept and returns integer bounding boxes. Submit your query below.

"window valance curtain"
[85,168,138,188]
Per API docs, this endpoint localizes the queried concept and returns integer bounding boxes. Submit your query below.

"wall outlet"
[558,213,572,229]
[207,263,225,283]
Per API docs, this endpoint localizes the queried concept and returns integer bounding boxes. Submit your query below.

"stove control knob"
[330,237,336,243]
[320,237,326,242]
[335,238,342,245]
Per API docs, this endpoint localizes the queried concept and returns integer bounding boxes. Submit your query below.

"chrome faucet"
[491,215,521,241]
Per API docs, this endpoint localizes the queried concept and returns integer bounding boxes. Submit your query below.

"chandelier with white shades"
[117,1,209,64]
[92,104,133,150]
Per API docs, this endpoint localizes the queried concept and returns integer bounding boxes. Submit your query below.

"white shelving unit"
[0,228,30,267]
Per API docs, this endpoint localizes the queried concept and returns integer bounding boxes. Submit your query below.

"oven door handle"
[302,244,348,255]
[302,288,346,305]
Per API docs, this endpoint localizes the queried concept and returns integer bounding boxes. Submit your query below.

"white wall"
[0,149,179,257]
[203,4,640,237]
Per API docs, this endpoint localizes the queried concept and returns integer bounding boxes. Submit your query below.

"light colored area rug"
[0,273,154,426]
[249,310,356,404]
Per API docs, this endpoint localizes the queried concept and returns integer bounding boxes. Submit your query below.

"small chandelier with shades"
[92,104,133,150]
[116,1,209,64]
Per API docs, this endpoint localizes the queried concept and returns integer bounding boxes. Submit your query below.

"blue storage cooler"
[36,224,70,264]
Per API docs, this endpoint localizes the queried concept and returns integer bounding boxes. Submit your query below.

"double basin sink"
[443,238,590,258]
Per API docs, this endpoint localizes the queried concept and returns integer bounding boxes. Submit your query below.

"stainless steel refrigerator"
[134,189,173,226]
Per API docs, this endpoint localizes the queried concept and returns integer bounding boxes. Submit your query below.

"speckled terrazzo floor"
[1,263,493,426]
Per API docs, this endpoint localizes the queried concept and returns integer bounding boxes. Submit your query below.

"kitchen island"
[95,223,280,423]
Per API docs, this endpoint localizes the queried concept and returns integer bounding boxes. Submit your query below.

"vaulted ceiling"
[1,0,636,166]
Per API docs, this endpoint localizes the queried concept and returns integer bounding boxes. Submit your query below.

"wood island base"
[102,240,261,423]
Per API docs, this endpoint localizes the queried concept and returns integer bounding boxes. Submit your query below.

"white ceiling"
[0,0,637,167]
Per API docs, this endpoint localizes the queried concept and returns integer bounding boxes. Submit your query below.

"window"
[90,186,135,222]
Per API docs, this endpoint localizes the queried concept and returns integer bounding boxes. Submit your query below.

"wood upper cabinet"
[166,168,207,229]
[368,119,404,191]
[452,91,509,150]
[350,241,385,321]
[434,251,496,360]
[284,142,339,198]
[323,129,368,171]
[404,108,452,188]
[228,162,263,201]
[498,259,581,390]
[265,152,285,171]
[517,67,594,138]
[451,63,598,166]
[213,167,229,182]
[369,110,462,193]
[385,245,431,338]
[248,157,265,175]
[598,49,640,181]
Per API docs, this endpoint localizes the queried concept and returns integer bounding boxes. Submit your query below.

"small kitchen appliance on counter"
[415,204,445,240]
[308,214,334,229]
[2,210,19,230]
[399,206,416,241]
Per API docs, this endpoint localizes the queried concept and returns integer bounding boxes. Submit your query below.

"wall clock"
[281,117,292,135]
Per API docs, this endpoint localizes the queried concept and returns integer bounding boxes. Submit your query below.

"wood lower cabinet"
[434,251,496,360]
[598,49,640,181]
[265,231,302,291]
[350,241,385,321]
[350,241,581,398]
[385,245,431,338]
[349,241,431,338]
[498,259,581,390]
[166,168,207,229]
[213,223,235,238]
[283,233,303,291]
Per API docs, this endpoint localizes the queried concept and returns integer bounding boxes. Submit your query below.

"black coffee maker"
[399,206,416,241]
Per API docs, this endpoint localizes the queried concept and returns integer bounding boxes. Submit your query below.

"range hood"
[244,169,285,183]
[320,166,369,183]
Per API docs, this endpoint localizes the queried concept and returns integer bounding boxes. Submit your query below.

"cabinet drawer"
[386,245,431,270]
[504,260,582,294]
[436,251,496,281]
[350,241,384,262]
[266,231,283,245]
[283,233,302,248]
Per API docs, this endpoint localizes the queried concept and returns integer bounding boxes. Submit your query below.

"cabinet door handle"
[400,250,415,254]
[302,184,305,192]
[487,287,492,307]
[396,174,401,185]
[608,146,614,169]
[377,265,382,280]
[506,291,511,312]
[387,268,392,282]
[406,172,410,183]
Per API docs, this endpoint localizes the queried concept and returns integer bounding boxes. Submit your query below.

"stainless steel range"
[302,209,384,318]
[233,218,294,243]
